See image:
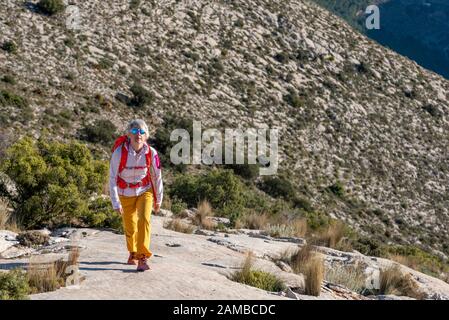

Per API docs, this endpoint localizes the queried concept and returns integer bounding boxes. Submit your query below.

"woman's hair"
[126,119,149,140]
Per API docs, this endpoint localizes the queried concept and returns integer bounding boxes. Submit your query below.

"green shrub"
[0,137,108,228]
[224,163,259,180]
[283,90,304,108]
[1,41,17,54]
[37,0,65,15]
[0,269,30,300]
[129,83,153,108]
[257,175,296,201]
[129,0,141,10]
[208,58,225,77]
[0,89,28,108]
[81,119,117,145]
[97,57,114,70]
[305,211,332,231]
[351,236,386,257]
[386,245,449,277]
[1,75,16,85]
[81,197,123,233]
[169,169,245,213]
[234,18,245,28]
[326,181,345,198]
[274,51,289,63]
[231,253,285,292]
[170,198,187,215]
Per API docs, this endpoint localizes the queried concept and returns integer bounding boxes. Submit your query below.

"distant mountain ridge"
[311,0,449,79]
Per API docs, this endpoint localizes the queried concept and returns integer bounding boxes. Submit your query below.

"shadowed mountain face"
[311,0,449,79]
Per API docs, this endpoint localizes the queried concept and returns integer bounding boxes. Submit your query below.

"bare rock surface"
[1,215,448,300]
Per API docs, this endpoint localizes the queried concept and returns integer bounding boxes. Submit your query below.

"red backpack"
[112,135,158,205]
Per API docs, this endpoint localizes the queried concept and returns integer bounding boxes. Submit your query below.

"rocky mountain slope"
[1,212,449,300]
[0,0,448,261]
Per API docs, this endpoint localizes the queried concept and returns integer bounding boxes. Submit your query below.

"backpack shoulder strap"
[112,135,128,153]
[145,143,152,169]
[118,142,128,174]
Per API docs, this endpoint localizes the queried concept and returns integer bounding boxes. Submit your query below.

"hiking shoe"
[127,252,137,265]
[137,257,150,272]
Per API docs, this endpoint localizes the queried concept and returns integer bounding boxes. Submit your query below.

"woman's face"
[128,126,146,145]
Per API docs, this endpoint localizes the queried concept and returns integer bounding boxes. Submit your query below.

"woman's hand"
[154,203,161,214]
[115,207,124,215]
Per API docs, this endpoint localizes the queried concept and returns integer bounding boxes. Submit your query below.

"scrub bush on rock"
[0,137,108,229]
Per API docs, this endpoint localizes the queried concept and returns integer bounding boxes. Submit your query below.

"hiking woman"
[109,119,163,272]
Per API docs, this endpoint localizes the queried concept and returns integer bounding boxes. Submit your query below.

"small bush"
[129,83,153,108]
[325,264,367,294]
[1,41,17,54]
[244,212,270,230]
[37,0,65,15]
[81,119,117,145]
[274,52,289,63]
[386,245,449,278]
[169,169,246,215]
[0,89,28,108]
[351,237,386,257]
[225,163,259,180]
[0,269,30,300]
[164,218,195,234]
[283,90,304,108]
[305,211,332,231]
[378,265,425,299]
[170,198,188,216]
[231,252,286,292]
[129,0,141,10]
[97,57,114,70]
[292,196,313,212]
[0,137,108,229]
[1,75,16,85]
[208,58,225,77]
[326,181,345,198]
[17,231,50,247]
[81,197,123,233]
[258,176,296,201]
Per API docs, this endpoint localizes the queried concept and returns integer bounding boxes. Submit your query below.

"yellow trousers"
[119,190,153,259]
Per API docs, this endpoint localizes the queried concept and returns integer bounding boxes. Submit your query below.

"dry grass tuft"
[244,212,270,230]
[27,245,82,294]
[290,245,313,274]
[379,265,426,299]
[288,245,324,296]
[0,198,21,232]
[291,218,307,238]
[164,218,195,234]
[325,263,367,294]
[193,200,216,230]
[303,254,324,296]
[313,221,346,249]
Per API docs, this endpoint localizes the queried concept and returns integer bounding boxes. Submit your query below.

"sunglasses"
[130,128,146,135]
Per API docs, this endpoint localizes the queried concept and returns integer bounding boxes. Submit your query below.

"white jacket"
[109,142,163,210]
